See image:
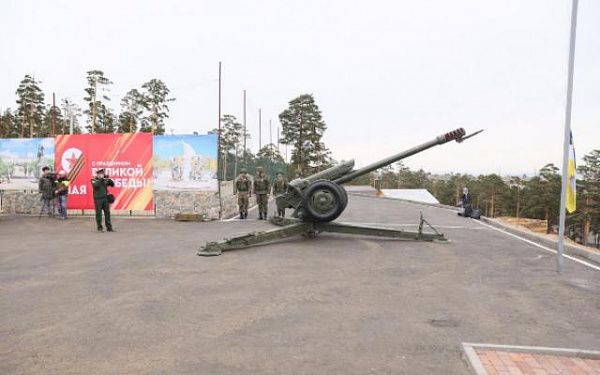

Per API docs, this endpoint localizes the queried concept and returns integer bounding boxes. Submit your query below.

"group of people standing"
[234,167,289,220]
[38,167,70,219]
[38,167,116,232]
[39,165,290,227]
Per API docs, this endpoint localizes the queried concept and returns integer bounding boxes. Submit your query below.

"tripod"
[39,197,55,219]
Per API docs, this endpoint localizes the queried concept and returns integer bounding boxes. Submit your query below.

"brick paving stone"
[475,350,600,375]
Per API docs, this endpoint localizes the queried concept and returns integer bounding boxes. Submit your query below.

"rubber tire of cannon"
[302,180,346,222]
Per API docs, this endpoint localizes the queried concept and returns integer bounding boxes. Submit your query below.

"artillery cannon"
[199,128,482,256]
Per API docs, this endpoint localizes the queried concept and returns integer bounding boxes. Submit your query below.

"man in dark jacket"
[38,166,55,217]
[91,169,115,232]
[459,187,473,217]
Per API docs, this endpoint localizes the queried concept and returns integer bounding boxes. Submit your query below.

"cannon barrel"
[303,160,355,183]
[333,128,466,185]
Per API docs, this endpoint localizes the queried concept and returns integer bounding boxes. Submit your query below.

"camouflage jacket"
[235,177,251,194]
[253,177,270,195]
[272,180,288,195]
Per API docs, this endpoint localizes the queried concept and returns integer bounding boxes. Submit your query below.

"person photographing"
[91,169,115,232]
[38,166,56,217]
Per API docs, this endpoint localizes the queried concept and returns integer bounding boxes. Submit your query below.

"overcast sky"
[1,0,598,175]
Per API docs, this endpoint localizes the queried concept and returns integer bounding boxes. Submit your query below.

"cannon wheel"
[336,184,348,212]
[302,180,346,222]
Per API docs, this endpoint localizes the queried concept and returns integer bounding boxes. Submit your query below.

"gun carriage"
[199,128,482,256]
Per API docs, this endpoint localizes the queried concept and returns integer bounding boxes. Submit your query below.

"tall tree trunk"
[583,194,591,245]
[298,119,303,175]
[455,187,460,205]
[29,106,34,138]
[234,146,238,181]
[152,104,157,134]
[91,83,97,133]
[516,189,520,219]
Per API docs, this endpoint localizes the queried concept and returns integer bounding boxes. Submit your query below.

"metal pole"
[557,0,579,273]
[217,61,223,219]
[258,108,262,152]
[243,90,247,164]
[51,93,56,136]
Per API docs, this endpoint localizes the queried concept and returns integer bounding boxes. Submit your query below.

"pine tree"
[0,109,19,138]
[84,70,113,133]
[475,174,507,217]
[40,104,64,137]
[522,164,561,232]
[505,176,526,218]
[257,144,285,164]
[96,104,116,133]
[279,94,329,176]
[60,99,83,134]
[576,150,600,245]
[210,114,244,180]
[118,89,144,133]
[15,75,45,138]
[140,79,175,135]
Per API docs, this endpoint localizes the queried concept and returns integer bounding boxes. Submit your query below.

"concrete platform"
[1,195,598,374]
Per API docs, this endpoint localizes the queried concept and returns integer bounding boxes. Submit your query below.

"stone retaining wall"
[0,181,239,220]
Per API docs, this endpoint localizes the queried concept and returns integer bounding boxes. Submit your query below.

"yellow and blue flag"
[566,132,576,213]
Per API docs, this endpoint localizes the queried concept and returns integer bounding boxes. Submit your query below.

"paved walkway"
[476,349,600,375]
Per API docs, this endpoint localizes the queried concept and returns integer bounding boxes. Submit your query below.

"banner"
[0,138,54,190]
[153,134,218,191]
[54,133,153,210]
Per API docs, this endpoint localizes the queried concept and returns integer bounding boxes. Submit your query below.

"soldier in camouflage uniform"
[253,167,270,220]
[271,170,289,217]
[234,168,251,219]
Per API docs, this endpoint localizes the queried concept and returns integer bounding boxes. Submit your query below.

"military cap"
[275,170,284,176]
[239,168,247,173]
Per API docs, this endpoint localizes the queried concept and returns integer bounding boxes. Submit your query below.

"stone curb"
[462,342,600,375]
[480,216,600,266]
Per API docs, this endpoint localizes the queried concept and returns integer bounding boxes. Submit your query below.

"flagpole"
[557,0,579,273]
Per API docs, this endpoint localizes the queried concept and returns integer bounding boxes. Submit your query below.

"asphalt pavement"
[1,195,598,374]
